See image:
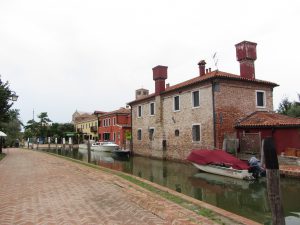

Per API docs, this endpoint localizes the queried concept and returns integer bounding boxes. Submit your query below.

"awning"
[0,131,7,137]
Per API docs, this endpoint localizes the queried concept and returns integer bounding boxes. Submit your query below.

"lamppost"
[9,91,19,101]
[0,91,18,153]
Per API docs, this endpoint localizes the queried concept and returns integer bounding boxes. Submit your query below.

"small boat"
[112,149,130,158]
[79,141,119,152]
[187,149,255,180]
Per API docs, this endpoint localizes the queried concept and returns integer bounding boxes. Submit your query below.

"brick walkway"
[0,148,217,225]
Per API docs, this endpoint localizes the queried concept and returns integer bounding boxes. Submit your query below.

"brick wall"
[214,80,274,148]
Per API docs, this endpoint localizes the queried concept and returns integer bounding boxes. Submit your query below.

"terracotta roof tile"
[236,111,300,128]
[99,107,130,117]
[128,70,278,105]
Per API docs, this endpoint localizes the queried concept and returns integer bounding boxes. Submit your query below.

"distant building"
[73,110,104,140]
[97,107,131,148]
[128,41,278,160]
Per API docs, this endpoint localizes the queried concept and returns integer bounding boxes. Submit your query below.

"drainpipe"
[211,80,216,148]
[130,105,133,153]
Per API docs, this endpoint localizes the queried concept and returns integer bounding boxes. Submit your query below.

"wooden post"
[62,138,65,154]
[37,138,39,150]
[263,137,285,225]
[0,137,2,154]
[55,138,58,154]
[87,136,91,163]
[48,137,50,151]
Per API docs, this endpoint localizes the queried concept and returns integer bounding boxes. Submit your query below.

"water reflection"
[41,147,300,225]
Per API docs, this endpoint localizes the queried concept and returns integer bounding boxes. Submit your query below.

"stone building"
[128,41,278,161]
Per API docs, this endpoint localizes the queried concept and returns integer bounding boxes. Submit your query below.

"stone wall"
[132,83,215,161]
[162,84,214,160]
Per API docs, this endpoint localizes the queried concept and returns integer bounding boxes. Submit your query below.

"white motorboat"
[191,163,254,180]
[92,142,119,152]
[79,141,119,152]
[187,149,255,180]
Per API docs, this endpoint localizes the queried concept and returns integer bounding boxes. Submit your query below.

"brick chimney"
[235,41,257,79]
[153,65,168,94]
[198,60,206,76]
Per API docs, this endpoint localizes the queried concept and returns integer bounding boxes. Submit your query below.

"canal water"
[45,147,300,225]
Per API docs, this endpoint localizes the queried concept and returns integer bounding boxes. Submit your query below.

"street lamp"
[10,91,18,101]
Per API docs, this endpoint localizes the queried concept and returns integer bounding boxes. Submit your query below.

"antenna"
[212,52,219,71]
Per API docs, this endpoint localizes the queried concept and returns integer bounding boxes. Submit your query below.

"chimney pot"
[153,65,168,94]
[235,41,257,79]
[209,68,211,72]
[206,69,209,73]
[198,60,206,76]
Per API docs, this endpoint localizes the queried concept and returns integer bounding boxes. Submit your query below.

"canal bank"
[1,148,260,225]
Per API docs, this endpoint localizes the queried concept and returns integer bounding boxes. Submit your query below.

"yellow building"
[73,111,98,141]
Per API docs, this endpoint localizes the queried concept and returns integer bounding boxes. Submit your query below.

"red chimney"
[235,41,257,79]
[153,65,168,94]
[198,60,206,76]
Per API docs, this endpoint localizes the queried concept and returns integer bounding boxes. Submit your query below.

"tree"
[1,109,23,147]
[277,94,300,118]
[23,112,74,144]
[37,112,52,138]
[0,76,14,128]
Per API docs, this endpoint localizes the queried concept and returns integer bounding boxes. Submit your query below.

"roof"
[74,114,97,123]
[128,70,278,105]
[235,111,300,128]
[99,107,131,118]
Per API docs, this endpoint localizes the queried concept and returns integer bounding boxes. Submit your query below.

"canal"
[45,147,300,225]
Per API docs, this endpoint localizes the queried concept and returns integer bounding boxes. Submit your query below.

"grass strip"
[0,153,6,161]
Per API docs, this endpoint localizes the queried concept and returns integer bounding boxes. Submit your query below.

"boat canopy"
[187,149,249,170]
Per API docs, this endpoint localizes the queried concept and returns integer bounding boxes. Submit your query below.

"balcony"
[77,128,83,133]
[90,126,98,133]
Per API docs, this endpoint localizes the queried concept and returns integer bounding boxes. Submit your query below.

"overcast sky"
[1,0,299,124]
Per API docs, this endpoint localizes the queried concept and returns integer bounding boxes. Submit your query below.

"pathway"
[0,148,216,225]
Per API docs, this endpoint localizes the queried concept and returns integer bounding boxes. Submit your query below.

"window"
[149,128,154,141]
[103,119,106,127]
[174,95,180,111]
[113,117,116,125]
[175,129,180,136]
[113,132,116,141]
[108,118,111,126]
[138,105,142,117]
[149,102,155,115]
[192,124,201,142]
[137,129,142,140]
[192,90,200,107]
[256,90,266,107]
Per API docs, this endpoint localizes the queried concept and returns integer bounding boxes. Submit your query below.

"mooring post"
[48,137,50,151]
[37,138,39,150]
[263,137,285,225]
[87,137,91,163]
[55,138,58,154]
[62,137,65,154]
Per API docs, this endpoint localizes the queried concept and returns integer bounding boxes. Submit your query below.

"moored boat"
[112,149,130,158]
[187,149,255,180]
[79,141,119,152]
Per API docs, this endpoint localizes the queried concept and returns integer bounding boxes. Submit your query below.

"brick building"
[97,107,131,148]
[128,41,278,161]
